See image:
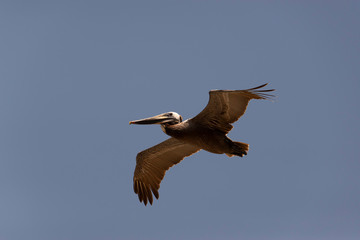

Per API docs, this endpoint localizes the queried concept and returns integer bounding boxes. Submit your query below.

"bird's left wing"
[133,137,200,205]
[191,83,275,133]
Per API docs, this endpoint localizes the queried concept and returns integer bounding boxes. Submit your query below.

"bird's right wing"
[133,137,200,206]
[191,83,275,133]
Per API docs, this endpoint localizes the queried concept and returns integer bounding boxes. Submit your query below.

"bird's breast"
[164,122,228,154]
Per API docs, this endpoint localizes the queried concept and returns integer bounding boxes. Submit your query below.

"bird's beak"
[129,113,173,125]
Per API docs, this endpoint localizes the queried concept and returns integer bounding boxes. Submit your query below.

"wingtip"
[209,83,274,93]
[247,83,269,90]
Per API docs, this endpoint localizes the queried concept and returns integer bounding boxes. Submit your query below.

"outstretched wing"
[191,83,275,133]
[133,137,200,205]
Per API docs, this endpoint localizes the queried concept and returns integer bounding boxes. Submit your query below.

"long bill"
[129,113,173,125]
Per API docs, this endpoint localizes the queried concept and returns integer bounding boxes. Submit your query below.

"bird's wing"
[191,83,275,133]
[133,137,200,205]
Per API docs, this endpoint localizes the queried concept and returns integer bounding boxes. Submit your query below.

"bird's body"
[163,120,245,155]
[130,84,275,205]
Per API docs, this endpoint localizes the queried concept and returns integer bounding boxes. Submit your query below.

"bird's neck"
[161,123,183,138]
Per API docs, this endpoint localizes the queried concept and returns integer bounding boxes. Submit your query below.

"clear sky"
[1,1,359,240]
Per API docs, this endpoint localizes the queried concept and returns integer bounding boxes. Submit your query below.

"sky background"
[1,1,360,240]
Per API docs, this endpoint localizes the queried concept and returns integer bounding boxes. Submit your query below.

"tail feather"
[226,141,249,157]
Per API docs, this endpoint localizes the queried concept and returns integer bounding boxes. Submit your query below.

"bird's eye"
[168,113,173,116]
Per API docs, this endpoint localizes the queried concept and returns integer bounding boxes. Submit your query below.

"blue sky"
[1,1,359,240]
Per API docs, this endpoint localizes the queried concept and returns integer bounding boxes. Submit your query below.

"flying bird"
[129,83,275,205]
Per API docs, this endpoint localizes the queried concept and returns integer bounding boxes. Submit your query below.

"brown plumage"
[130,83,275,205]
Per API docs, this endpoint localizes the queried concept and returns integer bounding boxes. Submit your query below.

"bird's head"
[129,112,183,126]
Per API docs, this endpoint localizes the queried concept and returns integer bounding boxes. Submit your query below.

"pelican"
[130,83,275,205]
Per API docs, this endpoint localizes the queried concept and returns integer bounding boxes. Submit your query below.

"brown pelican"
[130,83,275,205]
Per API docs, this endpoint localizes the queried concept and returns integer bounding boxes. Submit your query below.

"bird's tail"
[226,141,249,157]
